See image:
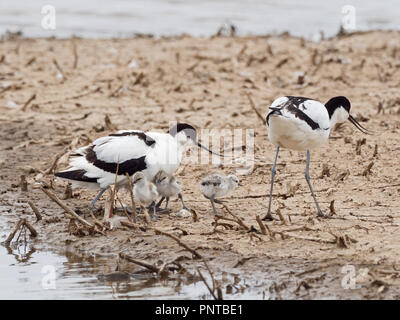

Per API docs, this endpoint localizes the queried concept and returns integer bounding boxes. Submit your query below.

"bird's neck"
[328,106,348,128]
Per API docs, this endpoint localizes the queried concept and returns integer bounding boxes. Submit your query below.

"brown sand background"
[1,30,400,299]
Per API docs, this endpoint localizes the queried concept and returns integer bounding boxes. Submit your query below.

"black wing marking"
[55,169,98,183]
[108,131,156,147]
[267,96,320,130]
[286,105,320,130]
[285,96,311,109]
[86,146,147,175]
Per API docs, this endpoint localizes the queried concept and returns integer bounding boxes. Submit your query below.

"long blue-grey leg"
[262,146,279,221]
[164,197,169,209]
[155,197,165,209]
[210,195,219,215]
[89,188,107,208]
[178,193,189,211]
[305,150,325,217]
[151,201,158,220]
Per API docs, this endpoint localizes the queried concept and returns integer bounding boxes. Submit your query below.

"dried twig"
[62,183,73,200]
[276,208,287,225]
[197,259,222,300]
[21,93,36,112]
[219,203,250,230]
[27,201,42,222]
[4,219,25,245]
[246,92,266,125]
[125,173,137,223]
[115,192,132,222]
[53,59,65,80]
[24,220,38,237]
[119,252,160,273]
[20,175,28,191]
[153,227,202,259]
[361,162,374,177]
[46,147,68,174]
[105,114,118,131]
[329,200,336,216]
[255,215,267,235]
[72,40,78,69]
[120,219,147,232]
[40,186,93,228]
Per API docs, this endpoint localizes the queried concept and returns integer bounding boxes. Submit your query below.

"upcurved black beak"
[197,141,225,157]
[348,115,374,135]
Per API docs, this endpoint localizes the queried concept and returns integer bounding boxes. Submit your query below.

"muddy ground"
[1,30,400,299]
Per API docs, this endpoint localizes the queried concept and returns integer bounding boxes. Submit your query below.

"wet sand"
[1,30,400,299]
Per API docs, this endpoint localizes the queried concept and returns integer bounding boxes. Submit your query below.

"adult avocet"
[262,96,372,220]
[55,123,221,210]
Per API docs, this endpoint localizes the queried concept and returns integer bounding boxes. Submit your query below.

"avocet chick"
[153,170,182,211]
[132,172,159,220]
[200,174,239,215]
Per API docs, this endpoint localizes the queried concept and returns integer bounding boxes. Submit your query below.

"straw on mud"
[72,40,78,69]
[283,232,336,244]
[40,186,93,228]
[246,92,266,125]
[215,215,246,231]
[329,200,336,216]
[220,203,250,230]
[275,57,290,68]
[46,147,68,174]
[105,114,118,131]
[373,144,378,158]
[5,219,25,245]
[62,183,72,200]
[276,208,288,225]
[119,252,160,273]
[255,215,267,235]
[108,157,120,219]
[25,57,36,67]
[21,93,36,111]
[362,162,374,177]
[125,173,137,223]
[24,220,38,237]
[20,175,28,191]
[53,59,66,80]
[89,207,106,230]
[108,85,123,98]
[115,192,133,222]
[153,227,203,259]
[197,259,223,300]
[120,220,147,232]
[27,200,42,222]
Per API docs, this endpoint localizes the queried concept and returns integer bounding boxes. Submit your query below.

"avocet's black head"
[325,96,372,134]
[168,123,197,141]
[168,123,224,157]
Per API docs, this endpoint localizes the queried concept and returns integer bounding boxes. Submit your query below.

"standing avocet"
[153,170,182,211]
[55,123,221,209]
[200,174,239,215]
[263,96,372,220]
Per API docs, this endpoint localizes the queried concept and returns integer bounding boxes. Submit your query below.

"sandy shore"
[1,30,400,299]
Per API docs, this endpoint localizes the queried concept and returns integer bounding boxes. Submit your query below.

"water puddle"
[0,225,264,299]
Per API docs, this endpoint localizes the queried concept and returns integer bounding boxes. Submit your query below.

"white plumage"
[132,172,159,219]
[263,95,372,220]
[55,123,220,208]
[267,96,331,151]
[153,170,182,210]
[200,174,239,215]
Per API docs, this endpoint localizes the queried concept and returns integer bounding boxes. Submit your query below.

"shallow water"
[0,0,399,39]
[0,226,264,300]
